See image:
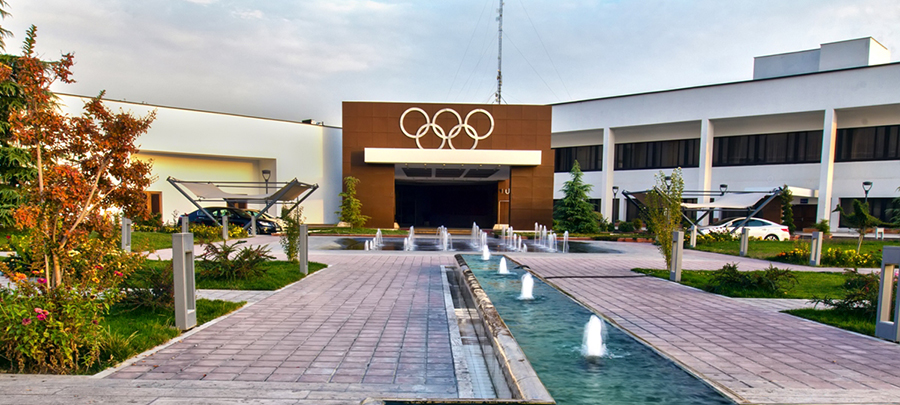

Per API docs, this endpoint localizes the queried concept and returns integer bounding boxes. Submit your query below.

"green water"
[465,255,733,405]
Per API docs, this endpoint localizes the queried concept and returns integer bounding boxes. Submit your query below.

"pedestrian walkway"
[509,252,900,404]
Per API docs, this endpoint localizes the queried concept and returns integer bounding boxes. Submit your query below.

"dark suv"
[183,207,281,234]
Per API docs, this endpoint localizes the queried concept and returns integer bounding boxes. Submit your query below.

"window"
[554,145,602,172]
[713,131,822,166]
[615,139,699,170]
[227,201,248,209]
[836,125,900,162]
[144,191,162,215]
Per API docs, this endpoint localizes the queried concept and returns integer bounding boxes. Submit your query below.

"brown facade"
[342,102,553,229]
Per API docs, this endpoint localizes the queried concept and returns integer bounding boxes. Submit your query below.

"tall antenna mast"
[495,0,503,104]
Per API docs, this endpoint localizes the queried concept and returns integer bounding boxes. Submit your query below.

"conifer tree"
[780,185,795,234]
[553,160,600,234]
[337,176,369,228]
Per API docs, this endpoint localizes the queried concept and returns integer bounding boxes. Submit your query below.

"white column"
[600,128,616,221]
[697,119,714,225]
[817,109,837,229]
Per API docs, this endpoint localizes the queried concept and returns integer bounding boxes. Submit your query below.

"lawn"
[784,308,876,336]
[140,259,327,290]
[131,231,262,252]
[633,268,846,299]
[96,298,244,372]
[691,238,899,263]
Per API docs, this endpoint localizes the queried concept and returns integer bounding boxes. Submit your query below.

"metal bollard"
[875,246,900,342]
[181,216,189,233]
[299,224,309,275]
[121,218,132,252]
[222,216,229,241]
[250,216,257,237]
[689,225,697,248]
[739,228,750,257]
[809,231,823,266]
[876,227,885,240]
[669,230,684,282]
[173,232,197,331]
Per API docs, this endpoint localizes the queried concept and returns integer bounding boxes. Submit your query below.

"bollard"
[875,246,900,342]
[876,227,885,240]
[222,216,229,241]
[299,224,309,275]
[181,216,189,233]
[250,216,257,236]
[739,228,750,257]
[172,232,197,331]
[689,225,697,248]
[121,217,132,252]
[669,230,684,282]
[809,231,823,266]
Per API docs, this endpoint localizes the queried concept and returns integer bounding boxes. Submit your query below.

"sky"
[3,0,899,126]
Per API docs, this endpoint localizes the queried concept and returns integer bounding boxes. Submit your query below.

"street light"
[262,169,271,193]
[862,181,873,203]
[719,184,728,196]
[612,185,619,198]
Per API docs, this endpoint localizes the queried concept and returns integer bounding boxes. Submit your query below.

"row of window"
[553,124,899,172]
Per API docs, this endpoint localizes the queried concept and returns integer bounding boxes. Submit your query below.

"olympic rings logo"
[399,107,494,150]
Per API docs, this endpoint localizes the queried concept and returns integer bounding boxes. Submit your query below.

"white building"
[58,95,343,225]
[551,37,900,231]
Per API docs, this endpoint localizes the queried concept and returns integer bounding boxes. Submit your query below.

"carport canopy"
[681,192,772,210]
[167,176,319,228]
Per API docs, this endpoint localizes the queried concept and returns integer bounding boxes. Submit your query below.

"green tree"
[644,168,684,270]
[887,186,900,225]
[834,199,883,252]
[0,0,11,50]
[553,160,600,234]
[279,205,305,262]
[337,176,369,228]
[780,185,795,234]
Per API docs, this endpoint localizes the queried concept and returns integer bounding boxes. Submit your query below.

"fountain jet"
[582,315,607,358]
[482,245,491,260]
[498,257,510,274]
[519,273,534,300]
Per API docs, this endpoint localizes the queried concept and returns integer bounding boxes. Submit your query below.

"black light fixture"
[612,185,619,199]
[719,184,728,196]
[262,169,271,193]
[664,176,672,189]
[862,181,873,203]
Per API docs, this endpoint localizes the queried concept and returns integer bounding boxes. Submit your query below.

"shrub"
[695,230,737,244]
[280,206,305,263]
[617,221,635,233]
[814,219,831,235]
[776,244,879,267]
[120,262,174,310]
[198,240,274,280]
[0,238,142,373]
[337,176,370,228]
[814,268,883,315]
[631,218,643,232]
[706,263,797,296]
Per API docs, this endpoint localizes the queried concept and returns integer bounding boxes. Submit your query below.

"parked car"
[697,217,790,241]
[183,207,281,234]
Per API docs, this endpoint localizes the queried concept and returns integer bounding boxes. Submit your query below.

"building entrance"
[395,181,498,228]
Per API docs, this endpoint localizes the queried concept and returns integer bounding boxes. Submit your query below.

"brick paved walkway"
[102,253,458,403]
[509,252,900,404]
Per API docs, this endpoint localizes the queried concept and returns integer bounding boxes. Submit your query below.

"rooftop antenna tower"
[495,0,503,104]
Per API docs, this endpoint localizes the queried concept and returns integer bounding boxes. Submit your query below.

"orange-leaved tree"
[7,26,155,288]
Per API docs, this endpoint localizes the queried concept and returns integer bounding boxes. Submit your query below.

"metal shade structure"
[167,176,319,229]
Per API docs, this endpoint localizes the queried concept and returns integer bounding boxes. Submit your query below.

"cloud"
[231,9,263,20]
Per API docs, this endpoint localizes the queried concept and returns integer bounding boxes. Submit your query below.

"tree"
[337,176,369,228]
[279,205,305,262]
[553,160,600,234]
[887,186,900,225]
[833,199,882,252]
[0,0,12,50]
[644,168,684,270]
[780,185,795,234]
[7,26,155,287]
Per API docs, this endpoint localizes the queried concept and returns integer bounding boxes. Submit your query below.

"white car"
[697,217,791,241]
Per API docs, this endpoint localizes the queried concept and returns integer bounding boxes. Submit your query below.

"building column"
[600,128,616,221]
[817,109,837,229]
[697,119,715,225]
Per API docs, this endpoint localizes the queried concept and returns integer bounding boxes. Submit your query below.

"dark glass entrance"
[395,181,497,228]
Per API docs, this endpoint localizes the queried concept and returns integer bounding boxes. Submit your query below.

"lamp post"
[612,185,619,222]
[863,181,873,203]
[262,169,271,214]
[719,184,728,196]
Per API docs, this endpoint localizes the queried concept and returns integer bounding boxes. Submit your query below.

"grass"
[784,308,876,336]
[691,238,899,263]
[633,268,846,299]
[95,298,244,372]
[140,259,327,290]
[132,231,176,251]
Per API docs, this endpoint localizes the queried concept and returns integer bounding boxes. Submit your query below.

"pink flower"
[113,271,123,277]
[37,278,46,284]
[34,307,43,314]
[37,314,46,321]
[21,318,31,326]
[91,319,99,325]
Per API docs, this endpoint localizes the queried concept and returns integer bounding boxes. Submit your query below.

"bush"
[706,263,797,296]
[814,219,831,235]
[120,261,174,310]
[280,206,305,263]
[631,218,643,232]
[0,238,143,373]
[776,244,880,267]
[695,230,737,244]
[617,221,635,233]
[198,240,274,280]
[813,268,883,315]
